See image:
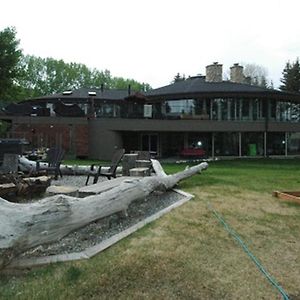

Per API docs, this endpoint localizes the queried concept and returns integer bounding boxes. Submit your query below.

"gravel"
[20,175,186,258]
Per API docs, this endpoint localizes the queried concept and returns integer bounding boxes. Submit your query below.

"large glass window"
[242,99,250,120]
[287,132,300,155]
[270,100,276,119]
[277,101,294,122]
[252,99,260,120]
[141,134,159,155]
[95,103,120,118]
[266,132,285,155]
[241,132,264,156]
[291,103,300,122]
[187,133,211,156]
[166,99,194,116]
[211,99,228,120]
[214,132,239,156]
[220,99,228,120]
[160,132,184,157]
[193,99,209,118]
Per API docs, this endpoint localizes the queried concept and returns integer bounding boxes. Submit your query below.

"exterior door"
[141,134,159,156]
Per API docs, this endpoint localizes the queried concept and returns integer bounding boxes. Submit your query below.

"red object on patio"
[180,148,206,157]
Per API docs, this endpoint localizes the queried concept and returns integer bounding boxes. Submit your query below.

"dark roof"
[20,79,300,105]
[145,76,300,102]
[4,102,33,116]
[24,87,134,104]
[124,92,147,102]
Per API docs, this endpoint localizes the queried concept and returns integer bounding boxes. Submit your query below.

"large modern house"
[1,63,300,159]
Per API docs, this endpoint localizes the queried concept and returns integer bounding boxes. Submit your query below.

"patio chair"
[85,148,125,185]
[36,146,65,180]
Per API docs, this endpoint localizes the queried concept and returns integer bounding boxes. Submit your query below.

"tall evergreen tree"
[280,58,300,92]
[172,73,185,83]
[0,27,22,101]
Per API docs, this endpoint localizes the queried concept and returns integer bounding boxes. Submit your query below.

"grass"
[1,159,300,299]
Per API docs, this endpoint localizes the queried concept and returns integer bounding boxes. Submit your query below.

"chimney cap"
[231,63,243,68]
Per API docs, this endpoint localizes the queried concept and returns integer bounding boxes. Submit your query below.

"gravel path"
[20,175,185,258]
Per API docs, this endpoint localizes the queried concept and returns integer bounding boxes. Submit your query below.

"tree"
[280,58,300,92]
[172,73,186,83]
[111,76,150,91]
[0,27,22,101]
[243,63,269,88]
[16,55,151,99]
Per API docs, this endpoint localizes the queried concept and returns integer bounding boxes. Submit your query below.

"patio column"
[264,131,267,157]
[285,132,288,157]
[227,100,231,120]
[239,100,242,120]
[234,99,237,120]
[249,99,253,120]
[217,101,222,120]
[202,99,207,114]
[210,100,213,120]
[212,133,215,159]
[239,132,242,157]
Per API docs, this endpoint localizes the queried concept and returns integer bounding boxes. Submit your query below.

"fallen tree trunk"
[18,156,118,175]
[0,160,208,269]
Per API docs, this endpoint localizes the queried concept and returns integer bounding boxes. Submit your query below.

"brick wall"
[12,123,88,157]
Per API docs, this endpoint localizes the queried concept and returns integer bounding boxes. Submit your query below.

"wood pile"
[0,173,51,202]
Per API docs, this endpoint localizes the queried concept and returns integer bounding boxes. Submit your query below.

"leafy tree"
[243,63,269,88]
[0,27,150,100]
[0,27,22,101]
[280,58,300,92]
[16,55,150,99]
[111,76,150,91]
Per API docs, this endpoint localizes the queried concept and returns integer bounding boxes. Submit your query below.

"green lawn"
[1,159,300,299]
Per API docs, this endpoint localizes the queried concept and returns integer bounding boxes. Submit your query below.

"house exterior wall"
[3,114,300,159]
[5,116,88,157]
[2,89,300,159]
[85,118,300,133]
[88,119,123,160]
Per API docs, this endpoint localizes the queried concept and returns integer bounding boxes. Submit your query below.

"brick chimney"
[205,62,223,82]
[230,63,245,83]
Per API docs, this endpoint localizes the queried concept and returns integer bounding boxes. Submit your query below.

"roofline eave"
[146,91,300,102]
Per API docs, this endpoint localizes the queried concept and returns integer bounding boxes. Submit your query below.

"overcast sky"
[1,0,300,89]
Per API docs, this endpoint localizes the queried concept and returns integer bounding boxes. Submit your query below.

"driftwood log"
[19,156,114,175]
[0,160,208,269]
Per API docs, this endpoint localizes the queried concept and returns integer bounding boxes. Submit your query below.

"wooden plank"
[273,191,300,205]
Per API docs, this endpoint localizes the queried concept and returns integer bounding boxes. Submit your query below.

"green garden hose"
[207,202,290,300]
